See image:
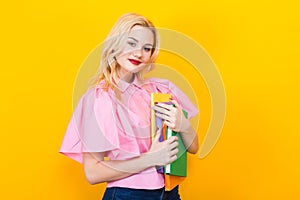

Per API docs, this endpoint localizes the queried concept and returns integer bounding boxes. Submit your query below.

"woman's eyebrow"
[128,37,139,42]
[128,37,153,47]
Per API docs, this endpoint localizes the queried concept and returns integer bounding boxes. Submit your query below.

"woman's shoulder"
[78,82,110,103]
[142,77,182,93]
[143,77,174,88]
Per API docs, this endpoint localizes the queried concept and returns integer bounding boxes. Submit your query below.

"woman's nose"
[133,48,142,58]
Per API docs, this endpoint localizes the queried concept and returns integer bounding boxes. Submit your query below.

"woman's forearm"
[83,152,154,184]
[180,124,199,154]
[83,135,179,185]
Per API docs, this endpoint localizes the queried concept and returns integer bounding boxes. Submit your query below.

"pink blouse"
[59,77,198,189]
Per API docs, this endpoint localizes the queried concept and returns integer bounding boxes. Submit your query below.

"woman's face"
[116,25,154,77]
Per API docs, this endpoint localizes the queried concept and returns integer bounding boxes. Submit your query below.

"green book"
[164,110,188,177]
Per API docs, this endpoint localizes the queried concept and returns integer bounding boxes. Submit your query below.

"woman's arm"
[83,132,179,185]
[179,122,199,154]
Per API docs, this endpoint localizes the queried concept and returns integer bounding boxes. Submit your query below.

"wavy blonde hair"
[89,13,160,91]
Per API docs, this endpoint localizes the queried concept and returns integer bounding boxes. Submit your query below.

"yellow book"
[150,93,171,142]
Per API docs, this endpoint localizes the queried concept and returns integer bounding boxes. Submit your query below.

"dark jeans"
[102,186,181,200]
[163,186,181,200]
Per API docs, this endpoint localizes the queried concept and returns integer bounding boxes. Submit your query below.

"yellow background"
[1,0,299,199]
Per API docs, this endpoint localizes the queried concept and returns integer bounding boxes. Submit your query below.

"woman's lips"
[128,59,142,65]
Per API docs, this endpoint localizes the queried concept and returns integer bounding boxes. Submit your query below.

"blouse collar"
[117,74,143,93]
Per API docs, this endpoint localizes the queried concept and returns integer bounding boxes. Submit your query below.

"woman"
[60,13,199,200]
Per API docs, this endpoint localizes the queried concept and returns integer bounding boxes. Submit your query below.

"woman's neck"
[117,68,134,83]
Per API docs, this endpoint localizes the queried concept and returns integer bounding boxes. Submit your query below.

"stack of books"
[151,93,188,191]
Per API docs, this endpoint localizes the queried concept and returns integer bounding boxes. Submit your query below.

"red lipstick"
[128,59,142,65]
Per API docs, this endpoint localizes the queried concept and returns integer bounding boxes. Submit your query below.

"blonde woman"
[60,13,199,200]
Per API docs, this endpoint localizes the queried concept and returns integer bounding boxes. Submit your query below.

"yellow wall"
[1,0,299,199]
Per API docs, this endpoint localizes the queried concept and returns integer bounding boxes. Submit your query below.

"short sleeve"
[59,88,118,163]
[167,81,199,119]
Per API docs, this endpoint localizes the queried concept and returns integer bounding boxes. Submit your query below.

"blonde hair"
[89,13,160,91]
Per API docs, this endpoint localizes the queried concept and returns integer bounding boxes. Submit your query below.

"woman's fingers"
[153,101,185,132]
[169,139,178,151]
[153,128,162,142]
[167,137,179,163]
[170,99,182,110]
[169,150,178,163]
[155,112,172,122]
[148,134,179,166]
[163,120,174,129]
[152,103,176,116]
[155,103,174,111]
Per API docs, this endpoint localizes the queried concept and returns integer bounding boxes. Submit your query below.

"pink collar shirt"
[59,76,199,189]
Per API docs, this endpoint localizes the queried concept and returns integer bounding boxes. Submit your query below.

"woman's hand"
[152,99,190,133]
[146,128,179,166]
[152,99,199,154]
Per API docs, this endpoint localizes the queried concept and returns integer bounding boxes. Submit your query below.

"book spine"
[165,126,172,174]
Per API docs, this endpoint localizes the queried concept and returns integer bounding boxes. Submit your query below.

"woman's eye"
[128,41,136,47]
[144,47,152,52]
